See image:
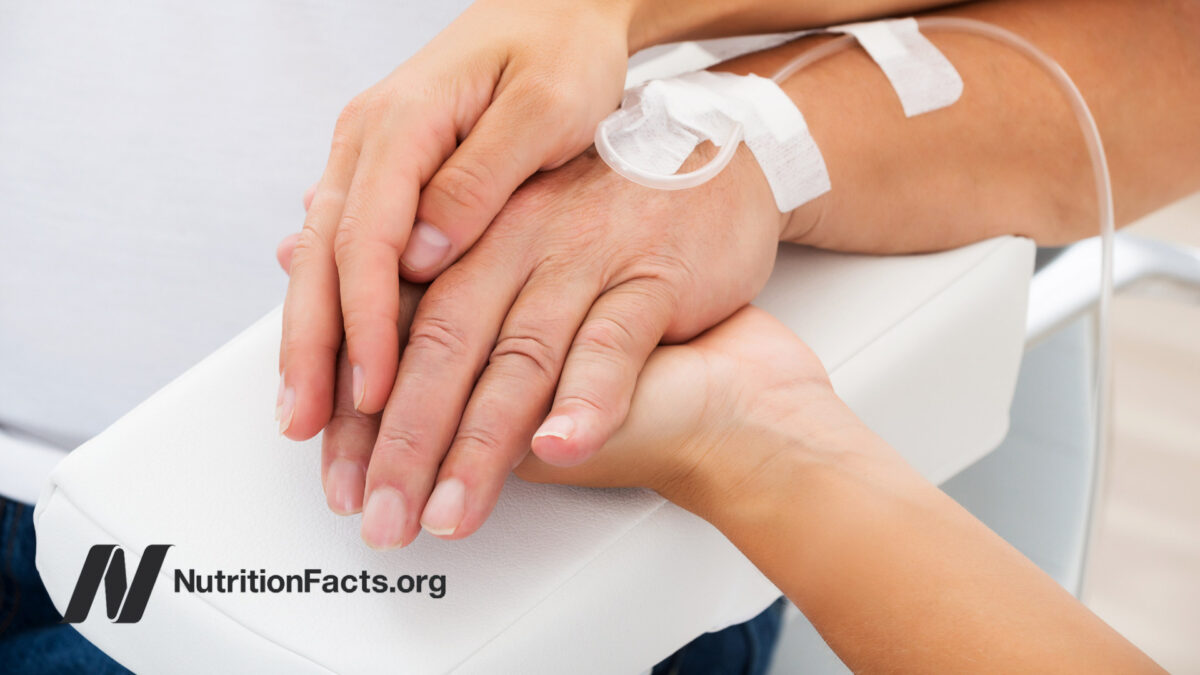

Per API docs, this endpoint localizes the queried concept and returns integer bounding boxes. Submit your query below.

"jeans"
[652,597,787,675]
[1,495,783,673]
[0,497,130,674]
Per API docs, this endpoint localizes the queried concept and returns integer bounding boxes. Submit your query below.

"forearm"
[715,0,1200,252]
[682,416,1163,673]
[625,0,960,52]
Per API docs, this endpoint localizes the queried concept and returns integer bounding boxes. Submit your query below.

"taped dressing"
[831,18,963,117]
[596,71,828,211]
[596,18,965,211]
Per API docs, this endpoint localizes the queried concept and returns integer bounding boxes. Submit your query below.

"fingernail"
[533,415,575,442]
[420,478,466,537]
[352,364,365,411]
[277,386,296,435]
[400,221,451,273]
[361,487,407,549]
[325,459,366,515]
[274,376,285,421]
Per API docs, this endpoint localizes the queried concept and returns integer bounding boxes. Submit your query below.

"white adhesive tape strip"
[829,18,963,117]
[601,18,962,211]
[633,19,963,117]
[597,71,830,212]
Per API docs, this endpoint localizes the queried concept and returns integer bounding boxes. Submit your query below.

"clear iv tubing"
[598,17,1115,587]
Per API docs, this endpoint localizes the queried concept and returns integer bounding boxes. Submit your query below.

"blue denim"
[652,597,787,675]
[0,497,130,675]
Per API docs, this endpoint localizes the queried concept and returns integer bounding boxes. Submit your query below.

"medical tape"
[597,70,830,212]
[597,18,962,211]
[827,18,963,116]
[631,19,963,118]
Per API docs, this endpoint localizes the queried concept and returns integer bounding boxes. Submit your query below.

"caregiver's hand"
[514,306,853,511]
[517,307,1163,675]
[278,0,630,439]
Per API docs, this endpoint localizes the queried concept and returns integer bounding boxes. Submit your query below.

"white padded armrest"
[35,236,1034,674]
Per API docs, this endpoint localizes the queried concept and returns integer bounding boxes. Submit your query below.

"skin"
[516,306,1166,674]
[285,146,785,546]
[278,0,969,445]
[277,0,1200,548]
[278,0,630,442]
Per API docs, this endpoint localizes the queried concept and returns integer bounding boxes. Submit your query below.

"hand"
[514,306,858,513]
[281,138,785,545]
[277,238,426,516]
[346,142,784,547]
[278,0,632,440]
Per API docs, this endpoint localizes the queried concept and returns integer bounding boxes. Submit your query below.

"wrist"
[703,40,838,244]
[664,140,792,240]
[662,384,882,521]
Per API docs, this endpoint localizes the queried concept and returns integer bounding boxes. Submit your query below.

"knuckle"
[290,225,328,268]
[331,213,370,263]
[427,159,495,215]
[632,253,694,291]
[489,333,559,382]
[358,90,389,118]
[638,271,681,299]
[452,426,509,466]
[556,389,612,417]
[282,333,339,362]
[373,426,432,465]
[335,94,370,133]
[342,305,395,342]
[407,315,471,359]
[576,316,634,357]
[329,121,360,157]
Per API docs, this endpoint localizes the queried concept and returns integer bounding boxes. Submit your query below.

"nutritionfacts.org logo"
[62,544,447,624]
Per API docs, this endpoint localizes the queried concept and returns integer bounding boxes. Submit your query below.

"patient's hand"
[513,306,857,507]
[283,143,785,547]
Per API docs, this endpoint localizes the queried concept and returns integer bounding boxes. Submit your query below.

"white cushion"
[34,236,1032,673]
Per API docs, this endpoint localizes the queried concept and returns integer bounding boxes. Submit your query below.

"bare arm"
[626,0,963,51]
[516,308,1164,673]
[713,0,1200,252]
[691,422,1163,673]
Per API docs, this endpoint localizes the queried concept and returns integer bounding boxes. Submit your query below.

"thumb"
[402,83,589,282]
[531,280,673,467]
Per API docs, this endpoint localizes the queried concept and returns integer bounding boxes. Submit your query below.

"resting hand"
[289,139,786,546]
[278,0,630,440]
